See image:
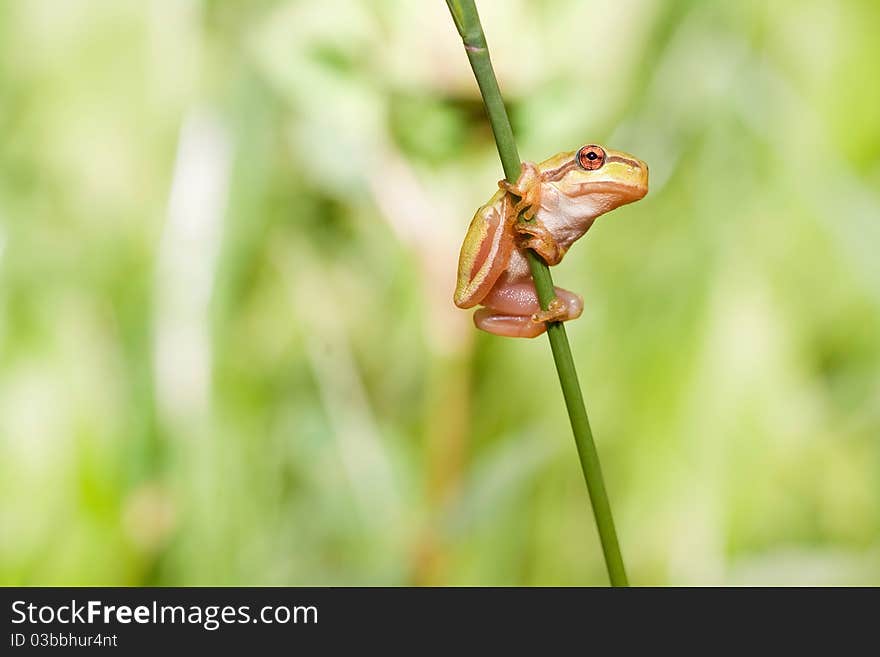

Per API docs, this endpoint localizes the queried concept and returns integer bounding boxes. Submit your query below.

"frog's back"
[454,189,514,308]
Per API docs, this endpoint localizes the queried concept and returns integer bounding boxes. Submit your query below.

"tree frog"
[454,144,648,338]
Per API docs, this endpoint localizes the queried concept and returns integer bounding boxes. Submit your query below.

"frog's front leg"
[498,162,543,220]
[499,162,563,265]
[514,221,566,266]
[473,279,583,338]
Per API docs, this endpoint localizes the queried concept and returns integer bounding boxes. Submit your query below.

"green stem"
[446,0,628,586]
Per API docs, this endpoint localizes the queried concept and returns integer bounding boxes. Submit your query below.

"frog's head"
[545,144,648,218]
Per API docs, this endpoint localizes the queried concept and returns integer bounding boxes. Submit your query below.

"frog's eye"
[576,145,605,170]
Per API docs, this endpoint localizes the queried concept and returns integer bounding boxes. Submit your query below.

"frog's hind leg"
[473,310,547,338]
[482,281,583,320]
[474,282,583,338]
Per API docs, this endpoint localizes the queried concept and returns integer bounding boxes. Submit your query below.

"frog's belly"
[504,247,531,280]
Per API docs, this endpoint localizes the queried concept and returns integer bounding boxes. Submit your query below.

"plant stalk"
[446,0,628,586]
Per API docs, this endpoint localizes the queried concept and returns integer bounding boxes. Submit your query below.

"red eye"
[576,145,605,170]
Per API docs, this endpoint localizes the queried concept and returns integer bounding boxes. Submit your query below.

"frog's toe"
[498,179,522,195]
[530,297,565,323]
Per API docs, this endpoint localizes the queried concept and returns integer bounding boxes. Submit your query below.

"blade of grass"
[445,0,628,586]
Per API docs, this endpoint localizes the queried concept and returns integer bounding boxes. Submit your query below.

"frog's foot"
[515,221,564,265]
[498,161,542,220]
[475,282,583,338]
[530,297,570,324]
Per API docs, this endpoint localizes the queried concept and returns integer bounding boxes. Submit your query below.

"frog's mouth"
[572,180,648,203]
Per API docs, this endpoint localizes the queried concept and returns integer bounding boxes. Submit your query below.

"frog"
[453,144,648,338]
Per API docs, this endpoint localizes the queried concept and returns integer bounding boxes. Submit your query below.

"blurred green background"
[1,0,879,586]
